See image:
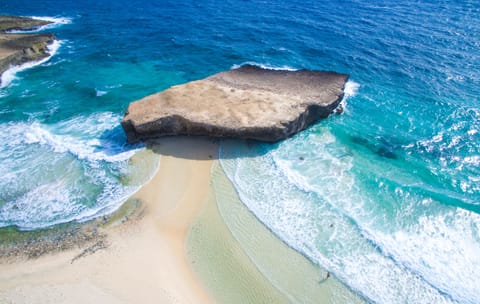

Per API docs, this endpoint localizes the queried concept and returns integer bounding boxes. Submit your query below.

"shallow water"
[1,0,479,302]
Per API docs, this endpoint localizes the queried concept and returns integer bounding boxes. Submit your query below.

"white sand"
[0,137,217,304]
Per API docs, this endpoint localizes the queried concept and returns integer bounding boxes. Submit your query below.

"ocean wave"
[344,80,360,97]
[0,152,157,230]
[231,62,298,71]
[3,112,141,163]
[266,129,480,303]
[339,80,360,112]
[219,136,456,303]
[364,208,480,304]
[0,40,63,89]
[0,112,156,230]
[0,171,136,230]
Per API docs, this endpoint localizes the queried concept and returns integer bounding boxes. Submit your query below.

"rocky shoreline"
[0,197,141,262]
[122,65,348,143]
[0,15,51,32]
[0,16,55,83]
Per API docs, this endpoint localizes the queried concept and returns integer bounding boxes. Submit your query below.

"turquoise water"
[1,1,479,302]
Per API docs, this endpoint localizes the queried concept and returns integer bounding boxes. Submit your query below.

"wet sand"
[0,137,361,303]
[187,163,364,303]
[0,137,215,303]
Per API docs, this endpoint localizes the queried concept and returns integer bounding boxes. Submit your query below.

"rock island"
[122,65,348,143]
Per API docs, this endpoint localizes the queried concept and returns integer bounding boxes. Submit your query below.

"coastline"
[0,137,214,303]
[0,1,477,302]
[0,33,55,76]
[0,136,361,303]
[0,38,60,88]
[0,15,56,87]
[187,162,364,303]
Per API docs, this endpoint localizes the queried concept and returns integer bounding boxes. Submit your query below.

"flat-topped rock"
[122,65,348,143]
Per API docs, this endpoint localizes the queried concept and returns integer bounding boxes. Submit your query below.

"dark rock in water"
[0,15,51,32]
[122,65,348,143]
[0,16,55,83]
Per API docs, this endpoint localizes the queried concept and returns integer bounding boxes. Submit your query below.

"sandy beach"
[1,2,477,302]
[0,137,361,303]
[0,137,215,303]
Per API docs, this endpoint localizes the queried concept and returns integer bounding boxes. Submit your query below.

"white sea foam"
[6,16,72,33]
[0,112,157,230]
[344,80,360,97]
[219,135,459,303]
[0,172,135,230]
[367,209,480,304]
[1,180,78,228]
[1,152,159,230]
[231,62,298,71]
[1,112,141,163]
[0,156,157,230]
[30,16,73,25]
[20,113,141,163]
[339,80,360,112]
[274,135,480,303]
[413,113,480,193]
[0,40,62,88]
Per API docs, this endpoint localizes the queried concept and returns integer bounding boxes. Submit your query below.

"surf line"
[0,40,63,89]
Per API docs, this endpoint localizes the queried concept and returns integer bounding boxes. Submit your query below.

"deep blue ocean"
[1,0,479,303]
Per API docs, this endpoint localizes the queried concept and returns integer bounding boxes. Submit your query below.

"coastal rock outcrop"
[122,65,348,143]
[0,34,55,74]
[0,15,51,32]
[0,16,55,81]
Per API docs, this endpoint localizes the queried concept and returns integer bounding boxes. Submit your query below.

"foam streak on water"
[231,62,298,71]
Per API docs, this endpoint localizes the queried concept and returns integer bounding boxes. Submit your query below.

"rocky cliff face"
[122,65,348,143]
